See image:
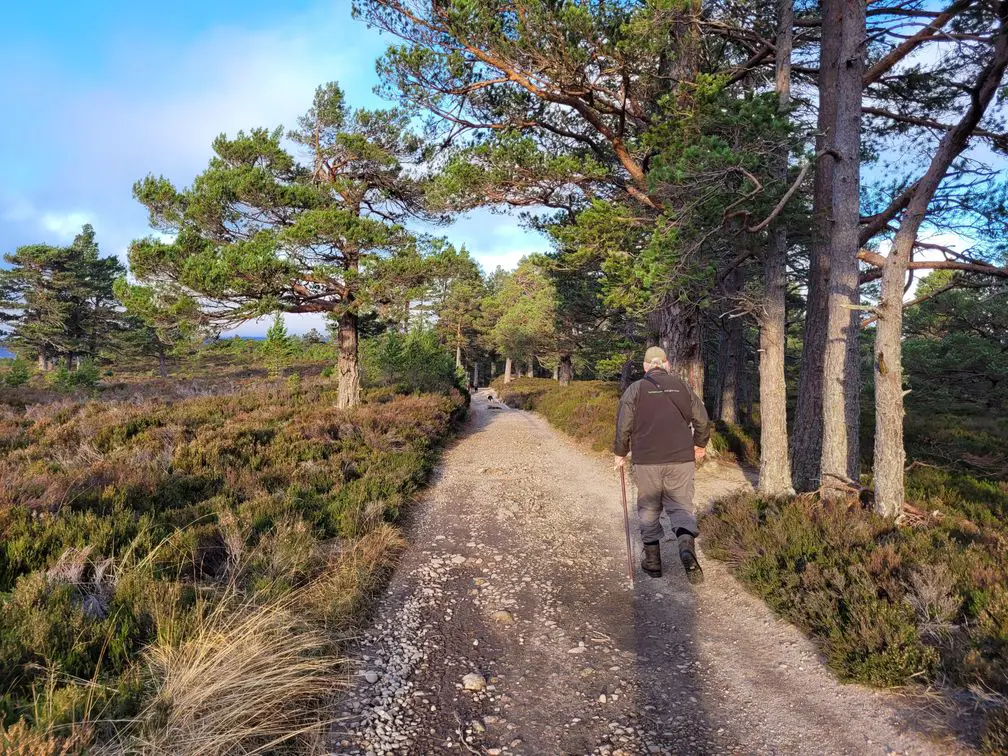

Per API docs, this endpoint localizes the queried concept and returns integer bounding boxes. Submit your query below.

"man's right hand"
[614,455,627,470]
[694,446,706,463]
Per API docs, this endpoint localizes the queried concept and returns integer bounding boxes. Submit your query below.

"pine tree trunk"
[38,354,46,372]
[873,22,1008,516]
[158,350,168,379]
[455,322,462,369]
[526,360,534,378]
[759,0,795,495]
[336,311,360,410]
[558,354,573,386]
[651,294,704,397]
[792,0,839,492]
[553,363,559,381]
[490,361,496,378]
[619,357,635,393]
[819,0,864,498]
[473,363,479,389]
[717,267,744,425]
[504,357,512,383]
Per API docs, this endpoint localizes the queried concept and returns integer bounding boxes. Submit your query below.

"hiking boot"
[677,534,704,585]
[641,542,662,578]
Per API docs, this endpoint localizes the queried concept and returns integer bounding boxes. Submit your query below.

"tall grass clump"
[126,594,337,755]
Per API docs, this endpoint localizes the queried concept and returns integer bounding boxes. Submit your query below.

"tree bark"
[473,362,479,389]
[819,0,865,497]
[792,0,839,492]
[619,357,635,393]
[558,354,574,386]
[760,0,796,495]
[650,294,704,397]
[504,356,513,383]
[873,12,1008,516]
[553,362,559,381]
[158,349,168,379]
[455,321,462,369]
[336,310,361,409]
[717,326,742,425]
[526,360,534,378]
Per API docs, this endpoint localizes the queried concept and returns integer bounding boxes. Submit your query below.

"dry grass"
[124,593,338,756]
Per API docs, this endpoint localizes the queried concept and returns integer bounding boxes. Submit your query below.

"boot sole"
[680,552,704,585]
[642,566,662,578]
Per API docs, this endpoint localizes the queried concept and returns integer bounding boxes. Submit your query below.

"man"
[614,346,711,583]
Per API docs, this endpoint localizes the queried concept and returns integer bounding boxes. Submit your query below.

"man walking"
[614,347,711,583]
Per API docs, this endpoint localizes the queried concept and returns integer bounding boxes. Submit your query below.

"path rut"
[330,392,960,755]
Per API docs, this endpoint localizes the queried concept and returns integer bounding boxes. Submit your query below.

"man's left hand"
[694,446,706,463]
[614,455,627,470]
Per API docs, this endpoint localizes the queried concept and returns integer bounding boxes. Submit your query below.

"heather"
[0,354,465,751]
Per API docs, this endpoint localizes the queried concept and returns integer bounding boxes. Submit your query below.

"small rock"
[364,670,379,684]
[462,672,487,692]
[598,694,607,703]
[492,610,515,624]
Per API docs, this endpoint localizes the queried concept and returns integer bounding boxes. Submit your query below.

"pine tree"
[129,82,437,408]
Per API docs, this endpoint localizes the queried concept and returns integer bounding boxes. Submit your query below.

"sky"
[0,0,544,336]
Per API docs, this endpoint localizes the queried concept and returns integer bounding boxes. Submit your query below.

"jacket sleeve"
[613,381,639,456]
[689,388,711,448]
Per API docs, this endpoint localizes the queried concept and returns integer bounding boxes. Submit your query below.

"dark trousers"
[633,461,697,542]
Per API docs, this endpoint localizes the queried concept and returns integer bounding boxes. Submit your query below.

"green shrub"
[3,360,30,388]
[47,361,100,393]
[361,328,463,395]
[701,481,1008,731]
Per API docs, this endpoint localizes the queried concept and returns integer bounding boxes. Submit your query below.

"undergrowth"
[701,465,1008,750]
[0,366,465,752]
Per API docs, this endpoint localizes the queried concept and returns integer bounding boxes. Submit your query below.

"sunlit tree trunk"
[759,0,796,495]
[819,0,864,497]
[504,357,513,383]
[651,294,704,398]
[558,354,573,386]
[336,310,360,409]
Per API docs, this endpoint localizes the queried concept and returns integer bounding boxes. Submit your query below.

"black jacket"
[613,368,711,465]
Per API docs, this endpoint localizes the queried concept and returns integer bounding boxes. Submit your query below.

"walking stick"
[619,467,635,584]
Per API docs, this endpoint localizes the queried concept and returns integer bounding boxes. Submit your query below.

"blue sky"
[0,0,543,335]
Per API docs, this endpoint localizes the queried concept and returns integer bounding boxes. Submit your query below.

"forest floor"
[330,391,967,755]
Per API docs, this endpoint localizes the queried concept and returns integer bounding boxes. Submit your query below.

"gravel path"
[330,391,962,755]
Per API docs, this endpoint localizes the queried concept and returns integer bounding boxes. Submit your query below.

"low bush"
[3,360,31,388]
[0,366,466,747]
[701,466,1008,744]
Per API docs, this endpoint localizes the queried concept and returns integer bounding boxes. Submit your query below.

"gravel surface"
[330,391,964,755]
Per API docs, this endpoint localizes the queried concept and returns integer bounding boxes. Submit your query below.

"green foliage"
[46,361,100,394]
[361,328,464,395]
[483,259,557,365]
[3,360,30,388]
[903,272,1008,413]
[2,225,124,368]
[262,314,294,378]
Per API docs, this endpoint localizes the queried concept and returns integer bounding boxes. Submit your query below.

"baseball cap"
[644,346,667,367]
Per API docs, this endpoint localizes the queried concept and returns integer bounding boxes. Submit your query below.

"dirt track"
[330,391,961,755]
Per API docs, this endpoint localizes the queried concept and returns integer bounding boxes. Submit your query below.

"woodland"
[2,0,1008,751]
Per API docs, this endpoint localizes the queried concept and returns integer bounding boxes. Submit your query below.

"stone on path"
[462,672,487,691]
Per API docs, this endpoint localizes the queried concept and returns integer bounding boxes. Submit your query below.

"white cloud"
[40,210,94,240]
